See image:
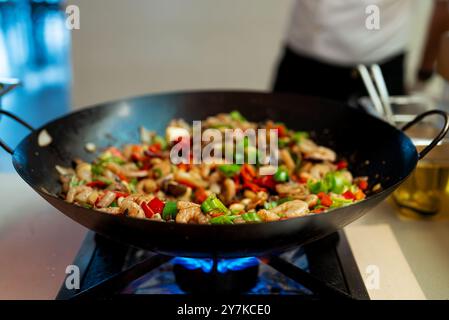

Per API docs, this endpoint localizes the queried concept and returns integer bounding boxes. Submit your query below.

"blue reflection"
[172,257,259,273]
[0,0,71,171]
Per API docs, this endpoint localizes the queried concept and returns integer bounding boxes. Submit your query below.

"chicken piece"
[176,201,209,224]
[97,207,123,215]
[305,194,319,208]
[257,209,281,222]
[247,191,268,210]
[66,186,93,203]
[280,149,296,173]
[298,139,336,162]
[76,162,92,182]
[309,162,335,180]
[120,198,145,219]
[223,178,236,204]
[275,183,309,198]
[269,200,309,218]
[97,191,117,208]
[137,179,158,194]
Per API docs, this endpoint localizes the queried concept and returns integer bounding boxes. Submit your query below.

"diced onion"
[38,129,52,147]
[85,142,96,153]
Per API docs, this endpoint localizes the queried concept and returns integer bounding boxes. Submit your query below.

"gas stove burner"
[172,257,260,293]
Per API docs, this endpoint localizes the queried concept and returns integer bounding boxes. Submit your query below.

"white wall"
[69,0,440,108]
[69,0,293,107]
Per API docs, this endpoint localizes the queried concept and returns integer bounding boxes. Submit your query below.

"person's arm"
[418,0,449,81]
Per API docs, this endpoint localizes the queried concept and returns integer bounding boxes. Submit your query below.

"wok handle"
[0,110,35,154]
[401,109,449,160]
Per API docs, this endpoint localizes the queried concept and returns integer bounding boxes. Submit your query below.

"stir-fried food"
[57,111,371,224]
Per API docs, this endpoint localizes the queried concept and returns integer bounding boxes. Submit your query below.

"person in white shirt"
[273,0,446,102]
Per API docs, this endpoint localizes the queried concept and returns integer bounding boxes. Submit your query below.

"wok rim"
[11,89,419,229]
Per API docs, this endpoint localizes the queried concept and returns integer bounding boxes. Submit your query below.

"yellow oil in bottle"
[393,161,449,219]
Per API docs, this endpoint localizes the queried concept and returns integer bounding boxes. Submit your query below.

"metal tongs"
[358,65,448,147]
[357,64,395,124]
[357,65,433,126]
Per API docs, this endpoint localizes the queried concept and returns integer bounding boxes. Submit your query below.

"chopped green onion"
[153,168,162,179]
[278,197,292,205]
[162,201,178,220]
[98,152,125,165]
[241,212,262,222]
[110,201,118,208]
[153,135,168,150]
[218,164,241,177]
[91,164,104,176]
[293,131,309,143]
[278,138,290,148]
[201,194,230,215]
[330,197,353,208]
[230,110,246,122]
[210,215,236,225]
[128,178,138,193]
[264,201,278,210]
[69,176,85,187]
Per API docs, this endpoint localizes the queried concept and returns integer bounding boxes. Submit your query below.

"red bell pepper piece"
[194,187,208,203]
[141,202,154,218]
[317,192,333,207]
[313,207,326,214]
[358,180,368,191]
[343,191,356,200]
[336,160,348,170]
[114,192,129,199]
[148,197,165,214]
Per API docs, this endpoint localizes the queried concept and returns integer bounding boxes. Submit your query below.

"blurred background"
[0,0,446,171]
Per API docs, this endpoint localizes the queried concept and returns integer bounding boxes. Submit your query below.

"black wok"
[1,91,447,258]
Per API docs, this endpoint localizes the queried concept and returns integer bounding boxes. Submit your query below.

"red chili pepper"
[255,175,276,190]
[117,172,128,182]
[358,180,368,191]
[336,160,348,170]
[148,143,161,154]
[177,179,197,189]
[243,181,266,193]
[148,197,165,214]
[241,164,256,182]
[86,180,108,188]
[177,163,190,171]
[317,192,333,207]
[141,202,154,218]
[274,125,288,138]
[194,187,208,203]
[131,152,142,162]
[114,192,129,199]
[233,175,241,191]
[107,147,125,159]
[343,191,356,200]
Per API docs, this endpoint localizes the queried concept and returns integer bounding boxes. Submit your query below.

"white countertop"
[0,173,448,300]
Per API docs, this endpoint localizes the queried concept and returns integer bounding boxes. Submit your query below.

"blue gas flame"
[172,257,259,273]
